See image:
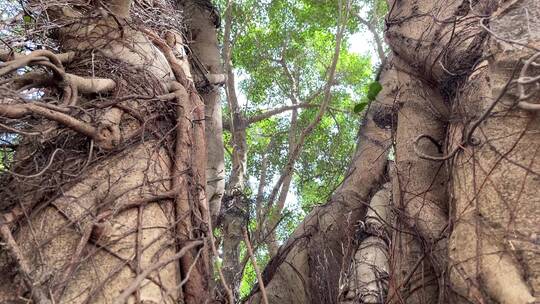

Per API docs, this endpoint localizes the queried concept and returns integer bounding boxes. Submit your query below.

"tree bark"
[0,1,215,303]
[447,1,539,302]
[2,1,539,304]
[249,1,540,304]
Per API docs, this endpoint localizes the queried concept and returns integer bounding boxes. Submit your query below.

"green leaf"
[353,102,368,113]
[23,15,32,24]
[366,81,383,101]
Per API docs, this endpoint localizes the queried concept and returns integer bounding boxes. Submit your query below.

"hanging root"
[0,50,121,149]
[517,52,540,111]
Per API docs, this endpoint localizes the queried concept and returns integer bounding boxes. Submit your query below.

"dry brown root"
[0,50,116,104]
[0,50,122,149]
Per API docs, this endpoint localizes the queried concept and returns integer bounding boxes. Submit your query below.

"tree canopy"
[214,0,387,296]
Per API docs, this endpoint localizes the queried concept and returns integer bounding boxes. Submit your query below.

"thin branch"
[278,54,301,104]
[0,121,42,136]
[103,0,133,18]
[265,0,351,210]
[255,137,277,227]
[222,103,320,130]
[3,148,63,178]
[356,14,386,63]
[243,228,269,304]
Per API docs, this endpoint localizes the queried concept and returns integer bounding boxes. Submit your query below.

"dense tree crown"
[219,0,374,211]
[215,0,388,296]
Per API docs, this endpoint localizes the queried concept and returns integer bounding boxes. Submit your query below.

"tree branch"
[265,0,351,212]
[222,103,320,130]
[243,228,269,304]
[356,14,386,63]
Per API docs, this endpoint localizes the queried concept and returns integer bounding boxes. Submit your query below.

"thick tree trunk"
[181,0,226,222]
[248,1,540,304]
[385,0,539,303]
[388,58,449,304]
[447,1,539,302]
[2,1,539,304]
[0,1,219,303]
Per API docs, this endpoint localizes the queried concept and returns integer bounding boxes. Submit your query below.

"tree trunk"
[219,0,250,297]
[181,0,226,223]
[2,1,539,304]
[446,1,539,302]
[0,1,220,303]
[248,1,540,303]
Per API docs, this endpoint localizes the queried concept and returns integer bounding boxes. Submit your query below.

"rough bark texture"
[181,0,226,222]
[248,1,540,304]
[0,1,217,303]
[2,1,539,304]
[385,0,539,303]
[340,183,392,304]
[447,1,540,303]
[388,58,449,303]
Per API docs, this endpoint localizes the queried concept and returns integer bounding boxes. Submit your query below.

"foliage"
[238,244,270,299]
[217,0,387,293]
[366,81,383,101]
[354,80,382,113]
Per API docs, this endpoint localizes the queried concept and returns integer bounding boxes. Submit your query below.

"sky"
[350,31,381,64]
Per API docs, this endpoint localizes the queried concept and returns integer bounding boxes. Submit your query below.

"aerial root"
[0,50,123,148]
[0,223,52,304]
[517,52,540,111]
